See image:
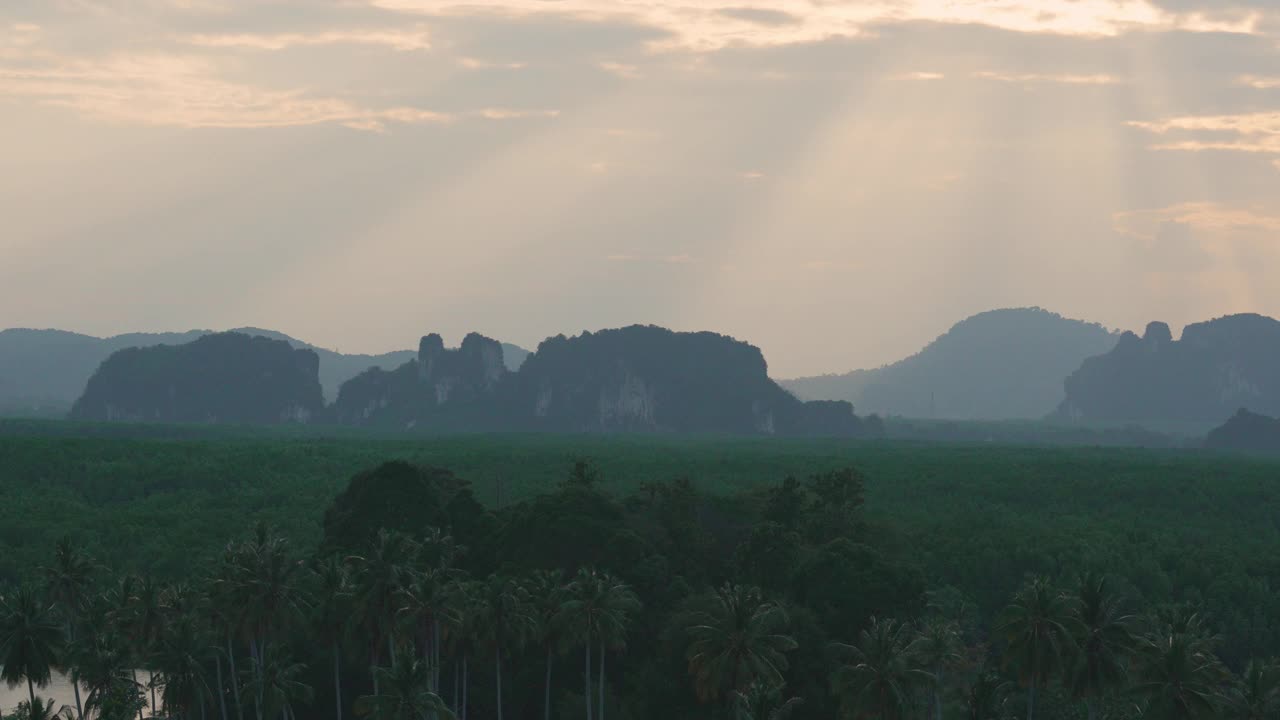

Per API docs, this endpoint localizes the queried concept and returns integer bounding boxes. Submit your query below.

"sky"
[3,0,1280,378]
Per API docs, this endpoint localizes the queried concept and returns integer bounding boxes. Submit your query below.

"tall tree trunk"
[248,637,264,720]
[228,635,244,720]
[461,656,468,720]
[216,653,229,720]
[1087,698,1098,720]
[433,619,442,694]
[544,647,553,720]
[371,647,380,698]
[69,621,84,720]
[598,641,605,720]
[934,666,943,720]
[333,641,343,720]
[134,669,143,720]
[584,640,593,720]
[1027,684,1036,720]
[150,669,158,718]
[27,676,36,713]
[495,647,504,720]
[453,661,459,714]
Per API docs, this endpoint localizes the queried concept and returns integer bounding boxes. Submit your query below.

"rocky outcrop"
[333,325,875,436]
[1056,314,1280,429]
[329,333,509,428]
[1205,409,1280,455]
[71,333,324,424]
[781,308,1119,420]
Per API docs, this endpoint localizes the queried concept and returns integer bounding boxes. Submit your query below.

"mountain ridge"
[781,307,1120,420]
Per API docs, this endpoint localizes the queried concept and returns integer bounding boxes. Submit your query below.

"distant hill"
[333,325,878,436]
[1056,314,1280,430]
[1205,409,1280,455]
[781,308,1119,420]
[0,326,532,416]
[71,333,325,424]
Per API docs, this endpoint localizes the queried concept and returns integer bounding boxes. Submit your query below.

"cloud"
[185,26,433,52]
[366,0,1270,53]
[1238,74,1280,89]
[1116,202,1280,240]
[1129,112,1280,155]
[607,253,697,264]
[974,70,1123,85]
[901,71,945,81]
[0,54,560,130]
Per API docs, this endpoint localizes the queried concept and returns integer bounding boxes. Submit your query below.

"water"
[0,670,84,716]
[0,670,158,717]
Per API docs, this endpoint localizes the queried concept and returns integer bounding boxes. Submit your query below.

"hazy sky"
[3,1,1280,377]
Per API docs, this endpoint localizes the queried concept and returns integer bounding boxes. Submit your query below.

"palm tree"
[1066,574,1134,720]
[1230,659,1280,719]
[962,668,1010,720]
[350,530,420,691]
[42,537,96,720]
[473,575,534,720]
[1131,613,1228,720]
[528,570,568,720]
[909,617,962,720]
[684,583,798,706]
[559,569,641,720]
[356,661,455,720]
[122,576,165,718]
[441,581,483,720]
[831,617,932,720]
[74,629,141,720]
[397,567,453,696]
[997,577,1075,720]
[312,556,353,720]
[244,645,312,720]
[227,527,308,720]
[153,613,212,720]
[13,696,76,720]
[731,681,803,720]
[0,584,65,711]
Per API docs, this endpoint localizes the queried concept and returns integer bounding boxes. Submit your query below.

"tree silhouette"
[684,584,797,706]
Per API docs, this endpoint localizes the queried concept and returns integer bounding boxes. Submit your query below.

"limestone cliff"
[1056,314,1280,430]
[71,333,324,424]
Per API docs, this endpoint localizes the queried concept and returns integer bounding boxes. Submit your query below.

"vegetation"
[2,423,1280,718]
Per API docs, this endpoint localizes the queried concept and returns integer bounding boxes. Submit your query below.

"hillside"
[1056,314,1280,430]
[781,308,1118,419]
[1206,409,1280,455]
[71,332,325,424]
[334,325,877,436]
[0,326,530,415]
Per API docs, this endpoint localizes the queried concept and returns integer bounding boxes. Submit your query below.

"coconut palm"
[559,569,641,720]
[527,570,568,720]
[997,577,1075,720]
[963,668,1010,720]
[42,537,96,720]
[350,530,420,690]
[153,613,212,720]
[1066,574,1134,720]
[831,617,932,720]
[13,696,76,720]
[730,681,803,720]
[441,581,483,720]
[1230,658,1280,719]
[312,556,353,720]
[473,575,534,720]
[909,617,963,720]
[1131,613,1228,720]
[355,661,455,720]
[397,567,453,695]
[684,583,798,706]
[74,629,140,720]
[0,584,65,711]
[244,645,312,720]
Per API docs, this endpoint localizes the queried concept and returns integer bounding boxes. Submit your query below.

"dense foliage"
[2,451,1280,720]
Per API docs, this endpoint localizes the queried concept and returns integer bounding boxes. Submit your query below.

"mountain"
[781,308,1119,420]
[1205,409,1280,455]
[333,325,877,436]
[71,333,325,424]
[0,326,530,416]
[1056,314,1280,430]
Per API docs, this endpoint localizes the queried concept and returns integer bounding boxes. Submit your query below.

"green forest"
[2,423,1280,719]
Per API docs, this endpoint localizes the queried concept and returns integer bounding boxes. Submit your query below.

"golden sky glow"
[2,0,1280,375]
